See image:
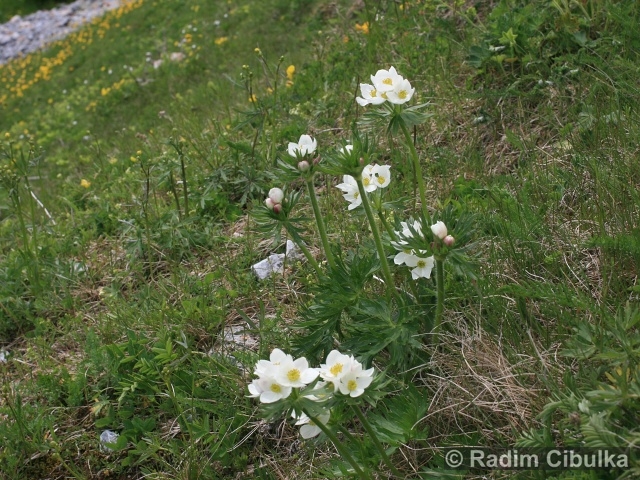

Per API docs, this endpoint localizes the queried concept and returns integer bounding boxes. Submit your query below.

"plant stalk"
[303,409,371,480]
[283,223,322,274]
[399,121,430,225]
[305,177,336,270]
[352,405,403,478]
[434,257,445,338]
[356,178,399,301]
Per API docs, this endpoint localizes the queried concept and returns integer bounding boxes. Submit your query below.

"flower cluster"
[356,66,415,107]
[335,146,392,210]
[265,187,284,213]
[248,348,375,438]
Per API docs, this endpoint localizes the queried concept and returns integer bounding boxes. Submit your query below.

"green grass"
[1,0,639,478]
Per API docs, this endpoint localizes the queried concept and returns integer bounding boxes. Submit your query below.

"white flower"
[371,164,391,188]
[337,361,374,398]
[288,134,317,157]
[268,187,284,205]
[406,254,435,279]
[336,175,362,210]
[320,350,354,390]
[293,412,330,439]
[371,66,403,93]
[275,356,319,388]
[340,144,354,155]
[386,77,415,104]
[248,377,292,403]
[394,248,418,266]
[355,83,386,106]
[361,164,377,192]
[265,197,275,210]
[254,348,292,377]
[430,221,447,240]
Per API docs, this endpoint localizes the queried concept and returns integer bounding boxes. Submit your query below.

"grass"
[1,0,639,478]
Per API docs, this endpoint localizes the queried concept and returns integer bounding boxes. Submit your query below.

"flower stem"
[399,121,430,225]
[283,223,322,274]
[376,209,396,241]
[356,178,398,301]
[303,409,371,480]
[305,177,336,270]
[352,405,403,478]
[434,257,445,338]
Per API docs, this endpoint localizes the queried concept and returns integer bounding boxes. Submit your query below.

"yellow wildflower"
[215,37,228,45]
[80,179,91,188]
[355,22,370,34]
[249,94,257,103]
[286,65,295,81]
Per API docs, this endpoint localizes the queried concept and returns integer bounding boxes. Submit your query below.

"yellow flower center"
[403,249,411,254]
[417,260,426,268]
[370,89,377,98]
[330,363,343,376]
[287,369,301,382]
[398,90,408,99]
[353,191,360,199]
[376,175,386,185]
[270,383,282,393]
[363,177,371,186]
[383,77,393,85]
[381,92,388,99]
[347,379,358,391]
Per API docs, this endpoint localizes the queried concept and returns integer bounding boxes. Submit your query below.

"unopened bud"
[298,160,310,171]
[359,157,365,165]
[430,221,447,240]
[444,235,455,247]
[273,203,282,214]
[265,197,275,210]
[313,155,321,165]
[268,187,284,204]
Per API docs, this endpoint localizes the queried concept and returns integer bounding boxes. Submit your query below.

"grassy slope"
[1,0,639,478]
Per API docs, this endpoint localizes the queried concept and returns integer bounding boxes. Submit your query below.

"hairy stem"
[306,177,336,270]
[352,405,403,478]
[434,257,445,338]
[400,121,430,225]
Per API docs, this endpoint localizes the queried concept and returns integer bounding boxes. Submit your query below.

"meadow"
[0,0,639,478]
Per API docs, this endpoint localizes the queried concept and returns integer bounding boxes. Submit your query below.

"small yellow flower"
[355,22,370,34]
[80,179,91,188]
[249,94,257,103]
[286,65,295,81]
[108,157,118,164]
[215,37,228,45]
[254,47,262,54]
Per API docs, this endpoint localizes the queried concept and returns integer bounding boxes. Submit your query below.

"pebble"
[0,0,122,65]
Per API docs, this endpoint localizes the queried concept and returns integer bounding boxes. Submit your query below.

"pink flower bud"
[444,235,455,247]
[298,160,310,171]
[273,203,282,214]
[265,197,275,210]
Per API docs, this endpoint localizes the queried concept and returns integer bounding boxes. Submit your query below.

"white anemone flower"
[386,78,415,105]
[371,66,403,93]
[406,254,435,279]
[371,164,391,188]
[288,134,317,157]
[293,412,331,439]
[430,221,447,239]
[340,144,354,155]
[355,83,386,106]
[361,164,377,192]
[254,348,292,378]
[248,376,292,403]
[275,356,319,388]
[397,220,423,239]
[336,175,362,210]
[394,248,418,266]
[337,367,374,398]
[320,350,354,390]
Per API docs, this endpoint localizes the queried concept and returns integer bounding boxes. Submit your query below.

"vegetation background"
[0,0,638,478]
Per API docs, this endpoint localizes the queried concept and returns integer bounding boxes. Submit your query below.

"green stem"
[303,409,371,480]
[352,405,403,478]
[283,224,322,275]
[399,121,430,225]
[356,178,399,301]
[434,257,445,338]
[305,177,336,270]
[376,209,397,241]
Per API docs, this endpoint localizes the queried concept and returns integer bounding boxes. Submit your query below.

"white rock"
[99,430,119,452]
